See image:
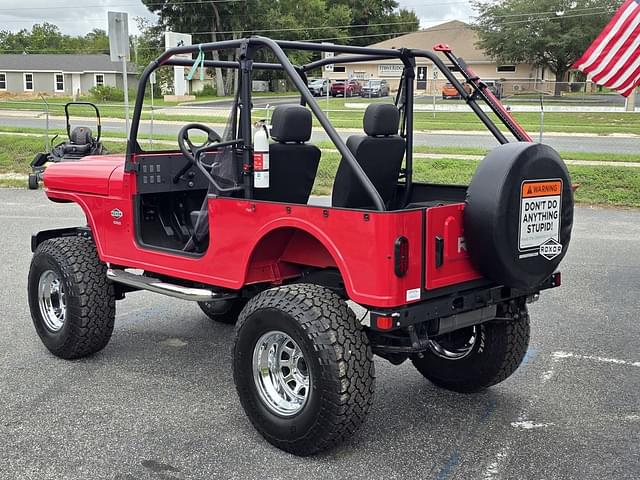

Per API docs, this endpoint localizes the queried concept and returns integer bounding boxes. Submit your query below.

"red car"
[330,79,362,97]
[28,38,572,457]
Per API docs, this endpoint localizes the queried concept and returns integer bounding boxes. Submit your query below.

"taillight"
[394,236,409,277]
[375,315,394,330]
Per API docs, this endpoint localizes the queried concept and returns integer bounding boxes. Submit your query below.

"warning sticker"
[519,179,562,251]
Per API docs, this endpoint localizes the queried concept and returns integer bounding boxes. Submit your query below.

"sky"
[0,0,477,37]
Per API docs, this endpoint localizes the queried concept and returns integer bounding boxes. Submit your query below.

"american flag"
[572,0,640,97]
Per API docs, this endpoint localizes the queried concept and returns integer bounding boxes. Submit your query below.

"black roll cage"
[127,36,528,211]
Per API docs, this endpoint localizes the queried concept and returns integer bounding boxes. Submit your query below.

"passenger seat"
[331,104,405,209]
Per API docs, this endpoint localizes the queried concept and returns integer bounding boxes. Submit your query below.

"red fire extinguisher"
[253,121,269,188]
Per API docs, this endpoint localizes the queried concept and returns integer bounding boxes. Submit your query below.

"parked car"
[308,78,330,96]
[330,79,362,97]
[361,79,390,97]
[441,82,472,99]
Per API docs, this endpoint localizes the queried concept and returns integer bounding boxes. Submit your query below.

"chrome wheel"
[428,326,478,360]
[38,270,66,332]
[252,331,310,417]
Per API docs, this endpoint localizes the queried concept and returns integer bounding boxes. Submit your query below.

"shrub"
[194,83,217,97]
[89,85,125,102]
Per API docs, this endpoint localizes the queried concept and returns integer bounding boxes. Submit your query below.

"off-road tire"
[197,299,247,324]
[28,173,38,190]
[232,284,375,456]
[28,236,115,359]
[411,306,530,393]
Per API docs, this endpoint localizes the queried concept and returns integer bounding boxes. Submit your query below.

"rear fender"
[244,226,346,288]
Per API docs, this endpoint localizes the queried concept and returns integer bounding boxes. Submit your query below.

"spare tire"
[464,142,573,289]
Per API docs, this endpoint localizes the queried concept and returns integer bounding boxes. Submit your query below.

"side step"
[107,268,230,302]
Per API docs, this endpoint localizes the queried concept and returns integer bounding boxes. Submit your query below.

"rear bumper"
[368,272,561,333]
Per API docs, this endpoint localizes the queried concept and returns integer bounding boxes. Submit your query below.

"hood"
[43,155,125,196]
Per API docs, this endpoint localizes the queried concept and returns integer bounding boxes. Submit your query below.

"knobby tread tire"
[233,284,375,456]
[28,236,115,359]
[412,306,530,393]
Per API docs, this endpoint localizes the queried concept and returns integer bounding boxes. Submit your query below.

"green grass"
[314,141,640,163]
[2,96,639,135]
[1,133,638,208]
[312,155,640,208]
[0,136,124,174]
[0,178,26,188]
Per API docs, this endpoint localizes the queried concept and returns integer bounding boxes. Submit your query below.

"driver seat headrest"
[363,104,400,137]
[270,105,312,143]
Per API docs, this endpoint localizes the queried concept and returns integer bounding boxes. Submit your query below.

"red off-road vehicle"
[28,38,573,456]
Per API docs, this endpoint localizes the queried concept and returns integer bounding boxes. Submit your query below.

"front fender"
[31,226,92,252]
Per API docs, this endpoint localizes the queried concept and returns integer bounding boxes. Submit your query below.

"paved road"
[0,189,638,479]
[1,113,638,155]
[191,93,627,108]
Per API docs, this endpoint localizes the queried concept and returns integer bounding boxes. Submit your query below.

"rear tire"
[411,305,530,393]
[232,284,375,456]
[28,236,115,359]
[198,299,247,324]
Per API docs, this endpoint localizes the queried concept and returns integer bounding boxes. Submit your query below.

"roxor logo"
[111,208,123,219]
[539,238,562,260]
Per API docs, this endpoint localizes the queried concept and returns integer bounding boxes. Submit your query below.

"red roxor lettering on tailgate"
[426,203,482,289]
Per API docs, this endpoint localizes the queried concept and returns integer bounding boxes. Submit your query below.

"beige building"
[324,20,554,95]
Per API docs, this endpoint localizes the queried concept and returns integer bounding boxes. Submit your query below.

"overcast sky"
[0,0,476,37]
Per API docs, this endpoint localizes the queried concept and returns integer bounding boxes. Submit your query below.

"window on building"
[497,65,516,73]
[24,73,34,91]
[333,66,346,73]
[54,73,64,92]
[95,74,105,87]
[0,73,6,90]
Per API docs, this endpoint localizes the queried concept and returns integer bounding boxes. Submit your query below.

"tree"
[141,0,353,95]
[0,24,110,55]
[473,0,622,96]
[327,0,419,46]
[140,0,417,94]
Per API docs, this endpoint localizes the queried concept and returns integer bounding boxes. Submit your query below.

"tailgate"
[425,203,482,289]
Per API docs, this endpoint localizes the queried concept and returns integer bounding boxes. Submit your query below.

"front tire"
[232,284,375,456]
[28,173,39,190]
[28,236,115,359]
[411,305,530,393]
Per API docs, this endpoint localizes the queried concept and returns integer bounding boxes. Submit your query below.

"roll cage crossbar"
[127,36,531,211]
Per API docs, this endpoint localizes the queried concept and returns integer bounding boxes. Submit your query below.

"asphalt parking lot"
[1,189,638,480]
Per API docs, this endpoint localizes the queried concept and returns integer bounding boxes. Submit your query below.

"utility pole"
[108,11,131,136]
[625,88,637,112]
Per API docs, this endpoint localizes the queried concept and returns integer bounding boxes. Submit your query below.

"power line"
[183,21,421,35]
[0,8,621,53]
[0,0,244,11]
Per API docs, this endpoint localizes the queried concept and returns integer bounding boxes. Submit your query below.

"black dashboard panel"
[135,153,211,194]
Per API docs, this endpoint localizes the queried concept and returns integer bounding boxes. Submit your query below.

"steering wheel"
[177,123,222,163]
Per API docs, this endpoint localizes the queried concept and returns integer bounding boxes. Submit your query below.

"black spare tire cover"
[464,142,573,289]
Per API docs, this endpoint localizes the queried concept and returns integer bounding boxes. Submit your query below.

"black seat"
[252,105,320,204]
[186,105,320,252]
[331,104,405,209]
[61,126,94,157]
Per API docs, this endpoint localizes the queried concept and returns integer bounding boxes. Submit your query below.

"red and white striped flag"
[572,0,640,97]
